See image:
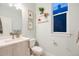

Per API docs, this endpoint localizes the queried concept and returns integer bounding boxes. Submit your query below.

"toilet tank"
[30,38,36,48]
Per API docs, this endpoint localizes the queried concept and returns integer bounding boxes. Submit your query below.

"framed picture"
[28,10,33,19]
[28,18,33,30]
[28,9,34,31]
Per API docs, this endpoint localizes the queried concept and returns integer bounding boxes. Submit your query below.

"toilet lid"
[31,46,43,52]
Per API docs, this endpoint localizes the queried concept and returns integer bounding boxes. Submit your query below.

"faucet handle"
[10,32,15,39]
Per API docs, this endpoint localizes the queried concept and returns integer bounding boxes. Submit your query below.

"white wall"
[22,3,36,38]
[67,4,79,55]
[36,3,79,56]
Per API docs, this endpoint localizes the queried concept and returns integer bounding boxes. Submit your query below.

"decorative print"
[37,8,49,24]
[37,14,48,24]
[28,10,33,19]
[28,10,34,31]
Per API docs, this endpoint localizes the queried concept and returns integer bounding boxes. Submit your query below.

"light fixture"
[9,3,13,7]
[8,3,23,10]
[14,3,22,10]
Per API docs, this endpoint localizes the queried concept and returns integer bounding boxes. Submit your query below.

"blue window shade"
[53,3,68,15]
[52,3,68,32]
[54,13,66,32]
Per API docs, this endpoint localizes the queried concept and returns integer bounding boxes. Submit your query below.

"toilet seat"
[31,46,43,52]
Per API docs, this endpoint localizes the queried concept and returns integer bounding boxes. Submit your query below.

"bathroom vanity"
[0,36,30,56]
[0,3,35,56]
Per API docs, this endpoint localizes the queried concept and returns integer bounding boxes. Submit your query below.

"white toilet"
[29,39,44,56]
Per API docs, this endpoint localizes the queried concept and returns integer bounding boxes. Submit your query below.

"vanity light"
[16,7,20,10]
[14,3,22,10]
[8,3,23,10]
[9,3,13,7]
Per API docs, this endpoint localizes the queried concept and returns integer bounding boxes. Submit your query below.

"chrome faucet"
[10,32,15,39]
[10,30,21,39]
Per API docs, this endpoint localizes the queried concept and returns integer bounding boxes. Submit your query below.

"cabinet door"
[0,45,13,56]
[13,41,30,56]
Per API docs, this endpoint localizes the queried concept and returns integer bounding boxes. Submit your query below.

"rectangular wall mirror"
[0,3,22,36]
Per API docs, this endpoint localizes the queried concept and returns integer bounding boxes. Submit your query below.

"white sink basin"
[0,38,12,43]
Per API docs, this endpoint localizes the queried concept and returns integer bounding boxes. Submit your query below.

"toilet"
[29,39,44,56]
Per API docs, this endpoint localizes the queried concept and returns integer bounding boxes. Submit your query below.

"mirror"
[0,3,22,36]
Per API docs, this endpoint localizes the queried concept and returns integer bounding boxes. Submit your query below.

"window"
[52,3,68,32]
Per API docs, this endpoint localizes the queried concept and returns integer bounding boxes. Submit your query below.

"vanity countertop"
[0,36,30,48]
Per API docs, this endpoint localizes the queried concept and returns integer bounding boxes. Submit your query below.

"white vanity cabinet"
[13,41,30,56]
[0,37,30,56]
[0,45,13,56]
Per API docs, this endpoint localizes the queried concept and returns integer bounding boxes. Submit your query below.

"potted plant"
[39,7,44,14]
